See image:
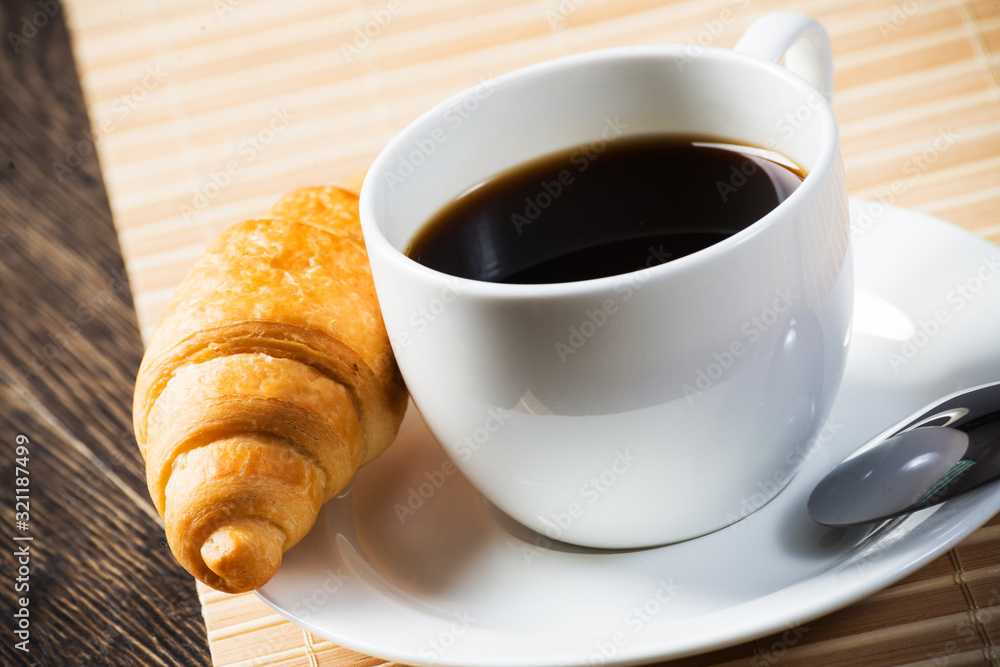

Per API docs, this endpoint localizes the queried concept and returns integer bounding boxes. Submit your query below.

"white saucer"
[258,200,1000,667]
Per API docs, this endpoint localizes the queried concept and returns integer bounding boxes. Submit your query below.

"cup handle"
[734,12,834,103]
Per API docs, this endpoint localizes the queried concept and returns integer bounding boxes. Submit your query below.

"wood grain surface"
[0,0,209,664]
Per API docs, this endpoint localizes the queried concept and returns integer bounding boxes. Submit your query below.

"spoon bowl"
[808,380,1000,527]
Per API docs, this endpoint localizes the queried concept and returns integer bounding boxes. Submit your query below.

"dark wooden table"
[0,0,210,664]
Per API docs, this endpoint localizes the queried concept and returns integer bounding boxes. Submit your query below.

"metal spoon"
[808,380,1000,527]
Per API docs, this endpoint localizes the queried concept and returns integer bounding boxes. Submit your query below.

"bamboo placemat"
[61,0,1000,664]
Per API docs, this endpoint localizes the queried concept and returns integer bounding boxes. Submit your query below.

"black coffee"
[405,135,805,284]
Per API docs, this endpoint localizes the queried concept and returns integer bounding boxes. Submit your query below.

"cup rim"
[360,44,840,299]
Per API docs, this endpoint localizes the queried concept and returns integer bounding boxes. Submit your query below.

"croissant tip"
[200,519,286,593]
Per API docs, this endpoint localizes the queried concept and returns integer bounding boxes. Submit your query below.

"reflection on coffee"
[405,135,806,284]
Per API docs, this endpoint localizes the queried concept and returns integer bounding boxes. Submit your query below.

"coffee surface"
[406,135,805,284]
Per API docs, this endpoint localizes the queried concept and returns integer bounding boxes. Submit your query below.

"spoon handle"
[895,384,1000,511]
[808,379,1000,527]
[898,381,1000,432]
[910,457,998,511]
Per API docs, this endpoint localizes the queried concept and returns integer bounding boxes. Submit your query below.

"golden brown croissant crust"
[133,186,407,593]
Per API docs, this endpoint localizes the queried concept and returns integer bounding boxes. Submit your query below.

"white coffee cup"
[360,12,852,548]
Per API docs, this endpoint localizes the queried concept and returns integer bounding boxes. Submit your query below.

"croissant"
[132,185,408,593]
